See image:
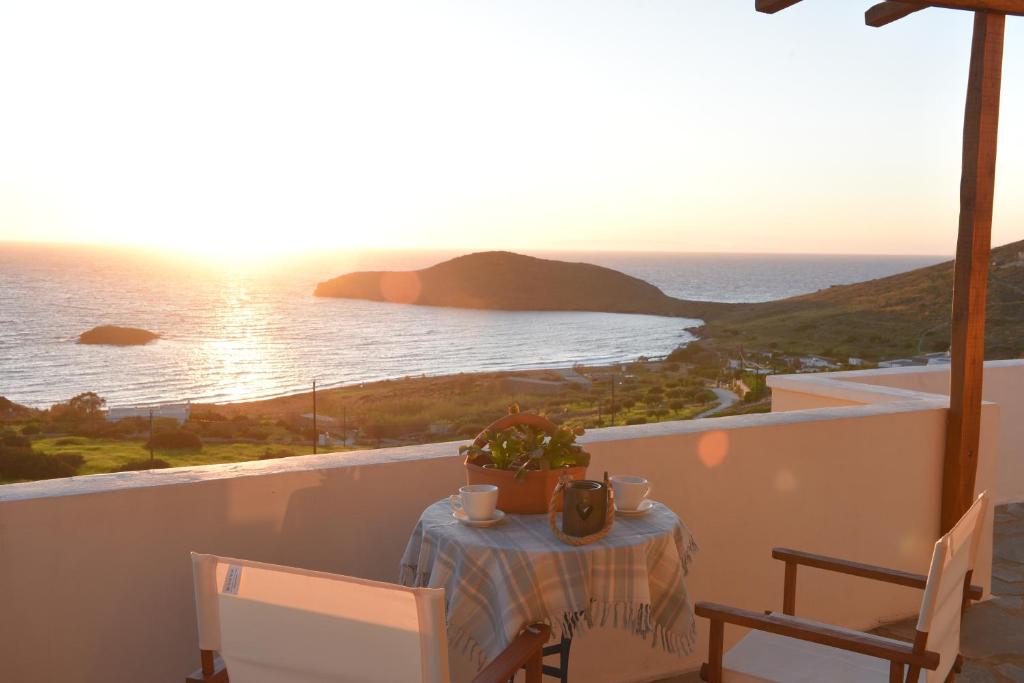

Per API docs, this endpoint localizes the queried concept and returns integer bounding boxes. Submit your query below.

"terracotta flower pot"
[465,460,587,514]
[463,412,588,514]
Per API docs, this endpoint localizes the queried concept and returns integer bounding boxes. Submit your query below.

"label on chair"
[222,565,243,595]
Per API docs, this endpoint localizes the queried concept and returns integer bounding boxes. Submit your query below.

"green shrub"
[259,448,297,460]
[55,437,85,446]
[114,458,171,472]
[54,452,85,469]
[145,431,203,451]
[0,445,79,480]
[625,416,647,425]
[1,432,31,448]
[20,423,41,436]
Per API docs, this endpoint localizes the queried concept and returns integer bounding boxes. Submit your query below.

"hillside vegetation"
[704,238,1024,360]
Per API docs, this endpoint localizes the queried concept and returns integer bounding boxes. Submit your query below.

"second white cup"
[450,484,499,521]
[610,475,651,511]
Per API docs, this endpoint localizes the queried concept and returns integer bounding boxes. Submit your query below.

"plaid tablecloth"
[400,500,698,666]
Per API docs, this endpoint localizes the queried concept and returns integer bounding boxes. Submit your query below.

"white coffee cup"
[610,475,651,511]
[449,484,499,521]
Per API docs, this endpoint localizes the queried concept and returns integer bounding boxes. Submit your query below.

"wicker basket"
[464,413,587,514]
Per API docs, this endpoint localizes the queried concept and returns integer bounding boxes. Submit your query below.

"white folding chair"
[696,491,990,682]
[186,554,549,683]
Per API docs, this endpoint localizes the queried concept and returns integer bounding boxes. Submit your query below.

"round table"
[400,499,698,682]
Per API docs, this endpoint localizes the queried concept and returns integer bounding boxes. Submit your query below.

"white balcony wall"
[0,362,1017,683]
[770,360,1024,504]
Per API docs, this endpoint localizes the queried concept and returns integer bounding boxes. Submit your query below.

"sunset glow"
[1,1,1022,256]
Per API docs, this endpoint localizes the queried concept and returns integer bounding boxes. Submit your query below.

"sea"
[0,243,944,409]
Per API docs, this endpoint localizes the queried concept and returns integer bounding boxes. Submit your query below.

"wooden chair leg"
[783,561,797,615]
[185,649,228,683]
[706,620,724,683]
[889,661,903,683]
[201,650,215,676]
[524,646,542,683]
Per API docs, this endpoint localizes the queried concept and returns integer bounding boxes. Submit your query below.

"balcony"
[1,360,1022,682]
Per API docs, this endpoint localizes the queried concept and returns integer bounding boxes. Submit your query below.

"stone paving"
[656,503,1024,683]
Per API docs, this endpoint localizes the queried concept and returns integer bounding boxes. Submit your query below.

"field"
[30,437,316,476]
[1,360,744,484]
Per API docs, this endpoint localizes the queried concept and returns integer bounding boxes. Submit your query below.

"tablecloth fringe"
[399,563,430,588]
[445,599,697,672]
[448,622,489,669]
[678,531,700,577]
[551,600,696,658]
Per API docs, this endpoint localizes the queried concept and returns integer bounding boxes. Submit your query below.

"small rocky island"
[314,251,734,320]
[78,325,160,346]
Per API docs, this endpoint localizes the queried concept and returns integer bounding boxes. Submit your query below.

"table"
[400,500,698,681]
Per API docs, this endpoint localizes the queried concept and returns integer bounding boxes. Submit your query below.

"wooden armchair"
[695,492,989,682]
[186,553,550,683]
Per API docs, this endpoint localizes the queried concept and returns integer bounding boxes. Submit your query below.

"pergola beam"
[866,2,927,27]
[757,0,1024,21]
[942,10,1005,533]
[919,0,1024,14]
[755,0,806,13]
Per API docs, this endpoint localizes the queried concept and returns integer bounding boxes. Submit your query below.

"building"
[106,402,191,424]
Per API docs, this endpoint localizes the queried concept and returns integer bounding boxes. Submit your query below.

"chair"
[695,492,990,682]
[186,553,550,683]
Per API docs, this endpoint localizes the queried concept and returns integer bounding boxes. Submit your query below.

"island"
[78,325,160,346]
[314,251,735,320]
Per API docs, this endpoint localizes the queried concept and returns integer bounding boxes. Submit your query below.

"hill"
[314,251,735,320]
[78,325,160,346]
[704,238,1024,360]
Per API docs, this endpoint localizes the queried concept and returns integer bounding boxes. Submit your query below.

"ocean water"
[0,243,943,408]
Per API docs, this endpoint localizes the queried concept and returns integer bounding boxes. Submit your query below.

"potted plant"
[460,405,590,514]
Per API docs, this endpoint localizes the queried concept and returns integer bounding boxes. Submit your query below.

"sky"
[0,1,1022,257]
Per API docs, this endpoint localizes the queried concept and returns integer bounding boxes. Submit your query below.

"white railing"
[0,361,1019,683]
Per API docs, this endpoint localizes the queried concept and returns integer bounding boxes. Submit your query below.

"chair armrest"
[694,602,939,670]
[470,623,551,683]
[772,547,983,600]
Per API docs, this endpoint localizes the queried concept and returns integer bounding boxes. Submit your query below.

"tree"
[51,392,106,422]
[67,392,106,418]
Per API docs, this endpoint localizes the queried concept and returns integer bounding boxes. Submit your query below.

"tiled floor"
[654,503,1024,683]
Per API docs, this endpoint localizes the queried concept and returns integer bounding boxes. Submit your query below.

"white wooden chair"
[186,553,549,683]
[695,491,990,682]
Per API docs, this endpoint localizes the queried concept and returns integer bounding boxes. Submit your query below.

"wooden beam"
[867,0,1024,26]
[921,0,1024,15]
[942,11,1005,533]
[755,0,806,14]
[866,2,927,27]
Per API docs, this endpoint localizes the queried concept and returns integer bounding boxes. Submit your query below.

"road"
[695,387,739,419]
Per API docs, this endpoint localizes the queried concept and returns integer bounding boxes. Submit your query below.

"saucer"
[615,499,655,516]
[453,508,506,527]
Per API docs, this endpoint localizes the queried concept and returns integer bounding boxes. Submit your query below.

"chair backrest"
[191,553,450,683]
[916,492,990,682]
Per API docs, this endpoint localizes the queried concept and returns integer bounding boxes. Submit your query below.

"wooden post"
[942,10,1004,533]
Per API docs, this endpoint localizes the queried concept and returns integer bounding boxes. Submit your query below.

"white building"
[106,402,191,424]
[799,355,840,370]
